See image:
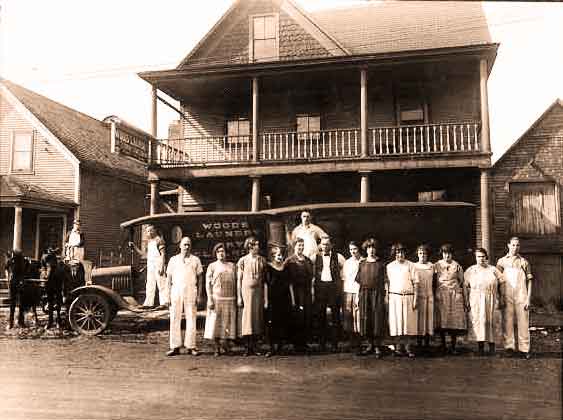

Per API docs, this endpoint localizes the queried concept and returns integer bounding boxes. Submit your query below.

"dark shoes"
[187,348,200,356]
[166,348,180,357]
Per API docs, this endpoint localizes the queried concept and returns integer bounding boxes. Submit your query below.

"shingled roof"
[310,1,492,56]
[1,80,147,183]
[0,175,76,208]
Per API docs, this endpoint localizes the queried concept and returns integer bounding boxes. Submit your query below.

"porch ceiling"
[0,176,76,211]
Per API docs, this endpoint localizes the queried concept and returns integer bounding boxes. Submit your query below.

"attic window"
[250,14,279,62]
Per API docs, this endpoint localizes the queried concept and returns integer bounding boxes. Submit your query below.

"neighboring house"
[491,99,563,309]
[0,80,151,274]
[135,0,497,260]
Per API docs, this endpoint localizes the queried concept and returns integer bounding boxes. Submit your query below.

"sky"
[1,0,562,162]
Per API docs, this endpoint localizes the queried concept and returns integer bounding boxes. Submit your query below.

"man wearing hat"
[64,219,85,261]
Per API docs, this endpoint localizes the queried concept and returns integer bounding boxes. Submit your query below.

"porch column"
[252,77,260,163]
[177,185,186,213]
[13,205,23,251]
[359,171,371,203]
[150,179,160,216]
[480,169,491,253]
[250,176,261,213]
[151,85,158,138]
[479,59,491,154]
[360,67,369,157]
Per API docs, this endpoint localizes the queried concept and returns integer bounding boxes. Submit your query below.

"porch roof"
[0,176,76,211]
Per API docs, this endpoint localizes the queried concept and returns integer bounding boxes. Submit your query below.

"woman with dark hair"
[285,237,314,353]
[342,240,363,349]
[265,246,293,356]
[355,238,386,357]
[386,242,418,357]
[205,242,237,356]
[464,247,504,356]
[412,244,435,351]
[434,243,468,354]
[237,236,267,356]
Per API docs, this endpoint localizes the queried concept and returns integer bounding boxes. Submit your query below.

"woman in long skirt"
[464,248,504,356]
[265,246,293,356]
[411,244,434,351]
[434,243,468,354]
[205,243,237,356]
[386,243,418,357]
[237,236,267,356]
[285,237,314,353]
[355,238,386,357]
[342,241,363,351]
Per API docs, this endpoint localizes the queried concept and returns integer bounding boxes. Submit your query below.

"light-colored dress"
[342,256,362,334]
[237,253,267,336]
[205,261,237,340]
[412,262,434,336]
[434,259,467,331]
[465,264,503,342]
[386,260,417,336]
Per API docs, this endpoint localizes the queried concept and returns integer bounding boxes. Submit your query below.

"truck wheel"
[68,293,111,335]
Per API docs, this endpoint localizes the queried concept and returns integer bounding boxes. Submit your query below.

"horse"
[41,248,85,329]
[5,249,39,328]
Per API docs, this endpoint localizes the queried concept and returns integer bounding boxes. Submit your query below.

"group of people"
[137,211,534,360]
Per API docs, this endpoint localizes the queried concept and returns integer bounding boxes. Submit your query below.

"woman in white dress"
[464,248,504,356]
[411,244,434,351]
[386,243,418,357]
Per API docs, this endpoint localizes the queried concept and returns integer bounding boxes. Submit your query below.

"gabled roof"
[1,80,147,183]
[0,175,76,209]
[494,99,563,169]
[310,1,492,56]
[175,0,492,69]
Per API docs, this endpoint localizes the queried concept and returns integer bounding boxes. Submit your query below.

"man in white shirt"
[313,235,345,352]
[64,220,85,261]
[166,236,203,356]
[291,211,326,261]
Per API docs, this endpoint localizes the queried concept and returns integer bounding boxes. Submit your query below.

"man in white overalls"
[496,237,533,359]
[130,225,168,309]
[166,236,203,356]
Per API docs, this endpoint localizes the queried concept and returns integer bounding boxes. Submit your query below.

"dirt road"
[1,334,561,420]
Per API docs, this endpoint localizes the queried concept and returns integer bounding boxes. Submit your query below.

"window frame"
[10,130,35,174]
[509,180,561,236]
[249,13,279,62]
[226,117,251,144]
[296,114,321,141]
[394,82,429,126]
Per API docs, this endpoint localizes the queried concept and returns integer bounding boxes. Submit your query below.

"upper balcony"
[155,121,482,166]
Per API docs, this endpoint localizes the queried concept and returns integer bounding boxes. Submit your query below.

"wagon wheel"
[68,293,111,335]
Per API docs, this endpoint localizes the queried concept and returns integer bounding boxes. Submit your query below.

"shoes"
[504,348,515,358]
[214,351,221,357]
[407,352,416,358]
[166,348,180,357]
[521,352,531,360]
[187,348,200,356]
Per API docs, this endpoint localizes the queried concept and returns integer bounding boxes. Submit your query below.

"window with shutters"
[10,131,34,173]
[510,182,560,235]
[227,118,250,144]
[250,14,279,62]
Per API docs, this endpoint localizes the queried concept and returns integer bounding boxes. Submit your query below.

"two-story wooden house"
[0,80,151,273]
[135,0,497,260]
[491,99,563,309]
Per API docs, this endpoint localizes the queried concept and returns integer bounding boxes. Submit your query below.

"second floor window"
[251,14,278,62]
[11,131,34,172]
[296,114,320,140]
[227,118,250,143]
[396,83,428,125]
[510,182,560,235]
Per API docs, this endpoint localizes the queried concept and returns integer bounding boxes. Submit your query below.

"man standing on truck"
[129,224,168,309]
[166,236,204,356]
[291,211,326,261]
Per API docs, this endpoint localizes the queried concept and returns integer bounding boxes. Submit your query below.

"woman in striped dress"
[237,236,267,356]
[434,243,468,354]
[205,243,237,356]
[386,243,418,357]
[412,244,435,351]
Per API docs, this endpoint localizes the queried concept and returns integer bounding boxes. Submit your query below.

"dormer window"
[250,14,279,62]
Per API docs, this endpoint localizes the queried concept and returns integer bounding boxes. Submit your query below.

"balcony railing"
[153,122,481,166]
